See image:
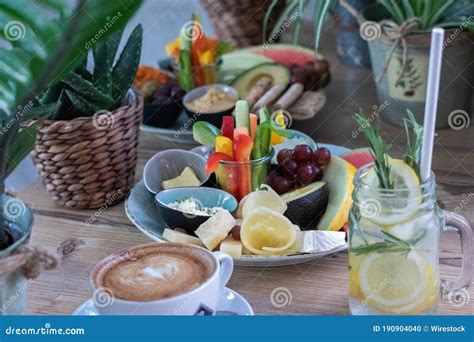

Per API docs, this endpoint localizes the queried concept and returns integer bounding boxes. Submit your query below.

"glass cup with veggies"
[193,100,289,200]
[349,112,473,315]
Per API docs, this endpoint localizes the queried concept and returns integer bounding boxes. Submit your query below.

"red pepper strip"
[233,134,254,200]
[205,152,233,174]
[221,116,234,140]
[225,164,239,200]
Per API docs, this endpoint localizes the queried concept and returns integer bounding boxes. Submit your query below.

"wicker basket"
[200,0,285,48]
[31,90,143,209]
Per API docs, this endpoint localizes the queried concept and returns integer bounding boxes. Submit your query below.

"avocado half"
[281,181,329,230]
[231,63,290,98]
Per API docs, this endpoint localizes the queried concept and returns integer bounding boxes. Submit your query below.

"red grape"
[296,164,317,185]
[314,59,330,75]
[277,149,293,165]
[292,144,313,163]
[281,158,298,175]
[230,225,241,240]
[312,147,331,166]
[313,165,324,181]
[271,176,292,194]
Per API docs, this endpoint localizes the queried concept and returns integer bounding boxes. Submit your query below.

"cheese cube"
[219,236,243,258]
[163,228,205,248]
[195,210,236,250]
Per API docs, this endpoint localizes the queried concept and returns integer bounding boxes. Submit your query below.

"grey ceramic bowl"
[143,149,209,194]
[182,84,239,127]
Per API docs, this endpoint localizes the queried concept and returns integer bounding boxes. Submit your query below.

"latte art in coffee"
[93,244,216,302]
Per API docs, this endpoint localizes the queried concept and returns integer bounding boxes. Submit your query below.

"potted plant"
[340,0,474,127]
[0,0,142,314]
[31,25,143,209]
[200,0,286,48]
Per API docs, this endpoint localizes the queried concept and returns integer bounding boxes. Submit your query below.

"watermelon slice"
[341,148,374,169]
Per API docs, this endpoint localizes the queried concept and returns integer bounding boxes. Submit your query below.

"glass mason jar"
[348,164,472,315]
[215,149,274,201]
[0,195,33,315]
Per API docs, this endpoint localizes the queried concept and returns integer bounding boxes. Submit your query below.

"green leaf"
[425,0,455,28]
[0,0,57,42]
[93,28,123,95]
[0,49,31,84]
[62,71,113,105]
[314,0,331,51]
[111,24,142,107]
[262,0,279,42]
[22,103,58,121]
[65,89,100,115]
[6,123,38,176]
[401,0,415,18]
[292,0,307,44]
[269,1,299,39]
[216,41,232,58]
[48,0,144,86]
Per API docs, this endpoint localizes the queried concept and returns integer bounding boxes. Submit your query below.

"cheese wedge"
[161,167,201,190]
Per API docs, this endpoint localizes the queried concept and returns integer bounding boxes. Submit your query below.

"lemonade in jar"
[349,113,472,315]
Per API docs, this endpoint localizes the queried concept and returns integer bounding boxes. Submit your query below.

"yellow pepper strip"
[165,37,180,58]
[270,111,287,145]
[215,136,233,157]
[197,50,214,65]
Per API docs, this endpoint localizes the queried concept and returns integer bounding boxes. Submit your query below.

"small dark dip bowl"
[182,84,239,127]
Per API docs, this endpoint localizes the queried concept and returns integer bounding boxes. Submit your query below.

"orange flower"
[165,37,180,60]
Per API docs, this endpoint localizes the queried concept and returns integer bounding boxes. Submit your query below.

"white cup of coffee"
[90,243,233,315]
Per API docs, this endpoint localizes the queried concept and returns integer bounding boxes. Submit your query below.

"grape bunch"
[268,144,331,194]
[289,59,330,91]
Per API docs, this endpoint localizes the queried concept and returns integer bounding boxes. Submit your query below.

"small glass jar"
[215,149,274,201]
[348,164,472,315]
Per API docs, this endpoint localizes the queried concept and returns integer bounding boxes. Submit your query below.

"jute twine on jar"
[339,0,421,86]
[0,237,84,279]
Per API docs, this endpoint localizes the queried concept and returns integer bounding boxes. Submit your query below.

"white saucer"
[72,287,254,316]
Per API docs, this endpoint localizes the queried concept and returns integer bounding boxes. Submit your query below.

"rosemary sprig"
[354,111,394,189]
[403,110,423,180]
[351,228,427,256]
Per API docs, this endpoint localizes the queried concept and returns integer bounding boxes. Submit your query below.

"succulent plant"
[39,25,143,120]
[0,0,143,244]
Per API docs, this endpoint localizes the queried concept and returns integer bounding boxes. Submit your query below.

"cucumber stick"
[178,24,194,91]
[251,107,272,189]
[235,100,250,131]
[253,107,271,159]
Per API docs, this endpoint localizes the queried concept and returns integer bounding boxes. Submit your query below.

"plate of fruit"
[140,13,331,145]
[125,99,369,266]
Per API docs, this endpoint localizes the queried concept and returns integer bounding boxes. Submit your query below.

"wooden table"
[19,29,473,316]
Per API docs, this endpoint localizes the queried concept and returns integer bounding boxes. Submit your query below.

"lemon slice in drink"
[358,251,438,314]
[362,159,422,226]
